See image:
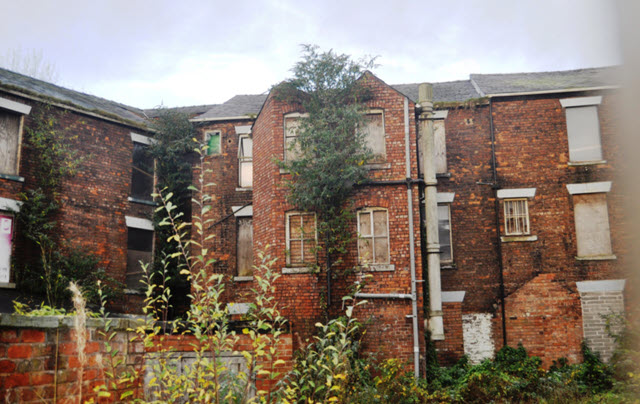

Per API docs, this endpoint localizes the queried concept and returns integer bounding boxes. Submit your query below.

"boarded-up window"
[437,204,452,262]
[286,212,316,266]
[0,111,21,175]
[363,112,386,162]
[237,218,253,276]
[573,193,612,257]
[504,199,530,235]
[131,142,154,201]
[126,227,154,289]
[0,214,13,283]
[433,119,447,173]
[205,131,221,155]
[565,106,602,162]
[358,209,389,265]
[284,114,304,162]
[238,135,253,188]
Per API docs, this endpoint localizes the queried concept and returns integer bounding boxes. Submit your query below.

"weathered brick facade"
[1,66,629,377]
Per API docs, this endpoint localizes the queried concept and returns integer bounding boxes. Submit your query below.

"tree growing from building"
[276,45,376,312]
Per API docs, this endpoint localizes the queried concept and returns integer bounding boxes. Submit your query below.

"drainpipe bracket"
[430,310,443,317]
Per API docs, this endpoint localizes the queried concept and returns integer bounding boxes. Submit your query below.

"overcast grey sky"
[0,0,621,109]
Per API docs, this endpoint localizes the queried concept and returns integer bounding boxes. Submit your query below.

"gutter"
[355,293,412,300]
[486,85,618,99]
[189,115,256,123]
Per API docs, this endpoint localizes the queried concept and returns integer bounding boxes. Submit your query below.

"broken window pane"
[287,212,316,266]
[238,136,253,188]
[438,205,452,262]
[363,112,386,162]
[206,131,221,155]
[131,142,154,201]
[0,214,13,283]
[358,209,389,265]
[126,227,153,289]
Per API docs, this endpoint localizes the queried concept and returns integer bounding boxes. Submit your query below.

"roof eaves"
[486,85,620,98]
[0,84,150,130]
[189,115,257,123]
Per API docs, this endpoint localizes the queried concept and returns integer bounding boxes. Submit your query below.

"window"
[125,216,154,290]
[286,212,316,266]
[504,199,530,236]
[130,133,155,202]
[357,208,389,265]
[284,113,305,162]
[560,96,603,163]
[362,110,386,162]
[205,130,221,155]
[431,110,448,174]
[0,213,14,284]
[437,205,453,262]
[237,218,253,276]
[567,182,614,259]
[238,135,253,188]
[0,97,31,177]
[497,188,536,239]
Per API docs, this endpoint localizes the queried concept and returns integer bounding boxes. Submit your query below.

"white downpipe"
[419,83,444,340]
[404,97,421,379]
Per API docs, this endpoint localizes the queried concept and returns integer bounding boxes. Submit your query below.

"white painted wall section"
[462,313,495,364]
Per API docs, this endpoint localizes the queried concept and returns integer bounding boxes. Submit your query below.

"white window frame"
[437,204,453,264]
[238,134,253,188]
[362,109,386,163]
[283,112,307,163]
[0,96,31,178]
[357,208,390,266]
[503,199,530,236]
[205,130,222,155]
[285,211,317,267]
[560,96,604,164]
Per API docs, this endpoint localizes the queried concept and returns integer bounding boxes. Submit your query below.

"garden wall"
[0,314,293,403]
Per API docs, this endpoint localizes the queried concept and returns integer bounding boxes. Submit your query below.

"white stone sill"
[500,235,538,243]
[235,187,252,192]
[568,160,607,166]
[0,282,16,289]
[233,276,254,282]
[575,255,617,261]
[357,264,395,272]
[282,267,315,274]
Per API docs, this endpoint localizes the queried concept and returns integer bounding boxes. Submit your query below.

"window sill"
[358,264,395,272]
[364,162,391,170]
[575,254,617,261]
[128,197,157,206]
[235,187,252,192]
[124,289,144,295]
[436,172,451,179]
[0,173,25,183]
[234,276,253,282]
[568,160,607,166]
[501,235,538,243]
[441,263,456,270]
[282,267,315,274]
[0,282,16,289]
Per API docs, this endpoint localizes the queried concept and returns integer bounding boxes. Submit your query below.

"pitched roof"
[470,66,620,97]
[191,94,268,121]
[144,104,218,119]
[392,80,481,103]
[0,67,148,125]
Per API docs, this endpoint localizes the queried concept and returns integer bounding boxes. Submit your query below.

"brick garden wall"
[0,314,293,403]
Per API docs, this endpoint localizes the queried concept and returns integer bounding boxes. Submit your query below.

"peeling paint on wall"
[462,313,494,363]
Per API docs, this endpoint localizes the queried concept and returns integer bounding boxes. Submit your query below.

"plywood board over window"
[573,193,612,257]
[0,111,21,175]
[237,218,253,276]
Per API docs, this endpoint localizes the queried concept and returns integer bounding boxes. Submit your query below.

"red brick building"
[0,65,629,375]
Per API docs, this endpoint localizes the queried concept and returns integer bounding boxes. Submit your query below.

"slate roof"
[191,94,268,121]
[470,66,620,97]
[0,67,148,125]
[144,104,218,119]
[392,80,481,103]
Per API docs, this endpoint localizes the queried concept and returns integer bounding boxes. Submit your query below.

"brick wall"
[0,92,154,312]
[0,314,293,403]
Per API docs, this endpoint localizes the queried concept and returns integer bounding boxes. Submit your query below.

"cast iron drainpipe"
[487,97,508,347]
